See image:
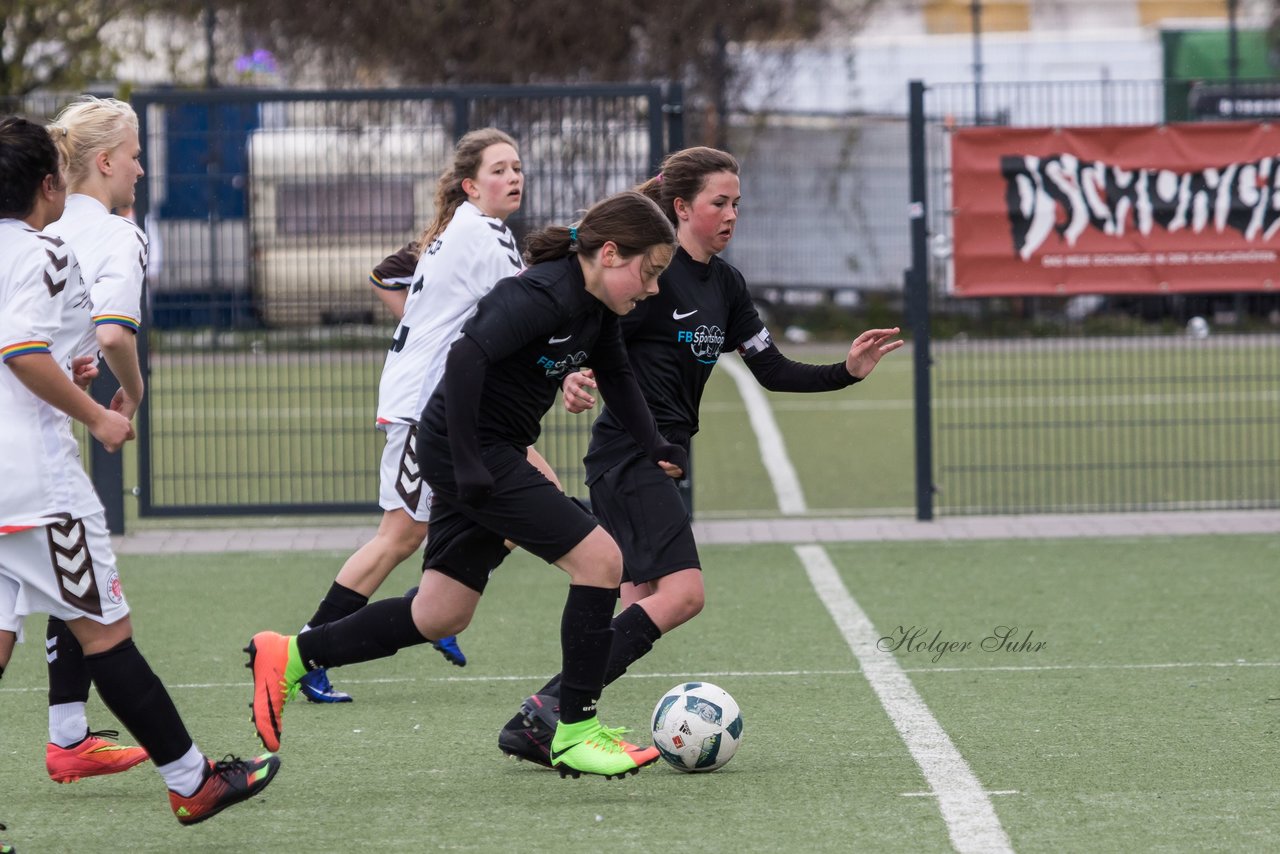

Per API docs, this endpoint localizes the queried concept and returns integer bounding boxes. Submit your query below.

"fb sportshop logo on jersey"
[677,325,725,364]
[537,350,588,377]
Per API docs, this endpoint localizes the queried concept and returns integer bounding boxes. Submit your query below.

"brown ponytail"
[524,190,673,266]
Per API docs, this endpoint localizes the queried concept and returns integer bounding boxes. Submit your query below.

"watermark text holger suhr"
[877,626,1047,664]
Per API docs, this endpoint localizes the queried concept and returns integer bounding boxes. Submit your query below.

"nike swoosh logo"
[672,309,698,320]
[548,335,572,344]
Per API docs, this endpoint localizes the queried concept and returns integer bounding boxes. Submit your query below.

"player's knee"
[562,530,622,588]
[377,526,426,564]
[674,587,705,623]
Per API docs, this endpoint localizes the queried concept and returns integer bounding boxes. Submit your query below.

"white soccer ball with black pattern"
[651,682,743,772]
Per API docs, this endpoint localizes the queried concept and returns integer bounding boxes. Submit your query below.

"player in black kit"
[499,146,903,766]
[246,190,686,780]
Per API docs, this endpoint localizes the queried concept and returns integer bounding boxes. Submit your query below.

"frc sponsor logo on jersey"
[537,350,588,378]
[672,308,698,320]
[548,334,572,344]
[677,325,725,364]
[106,569,124,605]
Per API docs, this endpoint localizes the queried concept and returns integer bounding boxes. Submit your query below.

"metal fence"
[116,84,682,520]
[907,78,1280,518]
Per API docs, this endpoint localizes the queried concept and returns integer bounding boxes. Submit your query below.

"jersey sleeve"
[89,221,147,332]
[369,243,418,291]
[584,312,631,374]
[0,245,64,362]
[721,264,769,354]
[460,276,561,363]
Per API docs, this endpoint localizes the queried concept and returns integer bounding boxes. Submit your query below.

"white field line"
[701,388,1280,414]
[2,660,1276,695]
[716,353,807,514]
[798,544,1013,854]
[721,353,1010,853]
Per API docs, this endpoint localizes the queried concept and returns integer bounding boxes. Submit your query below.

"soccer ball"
[650,682,743,772]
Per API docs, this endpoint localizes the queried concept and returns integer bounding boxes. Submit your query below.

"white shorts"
[0,513,130,635]
[378,422,432,522]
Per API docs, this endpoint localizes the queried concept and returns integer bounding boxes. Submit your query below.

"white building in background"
[724,0,1276,295]
[736,0,1273,116]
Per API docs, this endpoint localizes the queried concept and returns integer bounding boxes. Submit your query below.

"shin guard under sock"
[83,638,194,766]
[602,603,662,686]
[558,585,616,725]
[305,581,370,631]
[534,603,661,706]
[46,617,91,705]
[46,617,92,746]
[296,592,429,670]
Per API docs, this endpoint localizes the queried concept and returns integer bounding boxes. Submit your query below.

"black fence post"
[664,82,684,156]
[89,364,127,533]
[132,93,153,519]
[906,79,934,522]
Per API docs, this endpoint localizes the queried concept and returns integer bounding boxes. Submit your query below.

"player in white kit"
[16,96,154,784]
[0,114,278,834]
[293,128,562,702]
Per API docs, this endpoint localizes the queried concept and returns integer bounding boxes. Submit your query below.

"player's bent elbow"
[95,323,136,351]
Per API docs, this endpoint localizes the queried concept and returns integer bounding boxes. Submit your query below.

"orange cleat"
[46,729,149,783]
[169,753,280,826]
[244,631,297,752]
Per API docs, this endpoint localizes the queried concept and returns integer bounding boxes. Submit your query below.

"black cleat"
[498,694,558,769]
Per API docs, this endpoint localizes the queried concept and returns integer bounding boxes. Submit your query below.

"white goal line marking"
[798,544,1014,854]
[717,354,807,515]
[903,790,1020,798]
[719,353,1010,852]
[700,388,1280,414]
[1,659,1274,696]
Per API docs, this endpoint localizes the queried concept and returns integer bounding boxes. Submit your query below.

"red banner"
[948,123,1280,296]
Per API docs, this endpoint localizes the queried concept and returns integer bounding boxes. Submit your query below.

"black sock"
[558,585,616,725]
[83,638,193,766]
[602,604,662,685]
[534,604,661,705]
[296,592,429,670]
[305,582,370,629]
[0,663,5,681]
[46,617,92,706]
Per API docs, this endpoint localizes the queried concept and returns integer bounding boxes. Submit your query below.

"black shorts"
[421,441,597,594]
[588,449,700,586]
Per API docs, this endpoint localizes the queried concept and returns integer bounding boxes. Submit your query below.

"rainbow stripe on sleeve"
[92,314,141,331]
[1,341,52,362]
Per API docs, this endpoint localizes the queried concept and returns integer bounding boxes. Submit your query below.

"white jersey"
[0,219,103,530]
[376,201,524,424]
[45,194,147,334]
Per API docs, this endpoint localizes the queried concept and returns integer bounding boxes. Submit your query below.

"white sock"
[48,702,89,748]
[157,744,207,797]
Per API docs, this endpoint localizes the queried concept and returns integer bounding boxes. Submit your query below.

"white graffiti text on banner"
[1003,153,1280,260]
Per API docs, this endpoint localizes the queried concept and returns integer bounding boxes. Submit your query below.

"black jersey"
[419,256,630,450]
[585,246,858,479]
[587,246,764,454]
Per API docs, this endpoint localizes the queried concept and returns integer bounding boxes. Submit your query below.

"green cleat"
[548,717,660,780]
